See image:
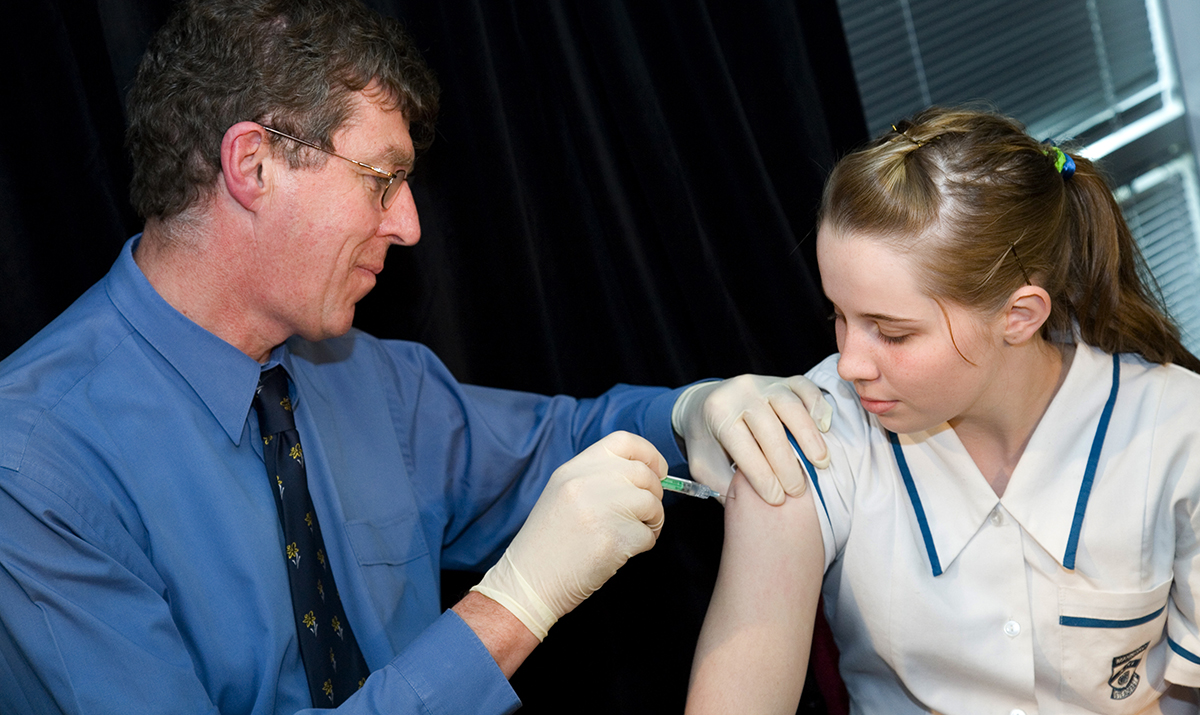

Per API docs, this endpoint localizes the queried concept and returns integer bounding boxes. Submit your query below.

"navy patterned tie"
[254,366,370,706]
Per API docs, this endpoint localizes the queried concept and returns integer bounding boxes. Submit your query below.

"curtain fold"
[358,0,861,397]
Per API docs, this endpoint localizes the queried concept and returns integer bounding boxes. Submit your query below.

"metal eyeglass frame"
[259,124,406,210]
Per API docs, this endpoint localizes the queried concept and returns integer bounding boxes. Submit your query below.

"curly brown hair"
[126,0,439,221]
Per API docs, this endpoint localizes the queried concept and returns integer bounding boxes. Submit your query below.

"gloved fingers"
[741,404,808,498]
[617,484,666,540]
[481,434,675,636]
[781,412,830,471]
[598,431,668,500]
[595,442,667,538]
[715,416,786,506]
[785,375,833,433]
[598,431,669,477]
[764,385,827,468]
[760,377,830,471]
[609,494,667,549]
[676,439,734,495]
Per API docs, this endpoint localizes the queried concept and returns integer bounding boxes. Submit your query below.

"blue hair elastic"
[1041,141,1076,180]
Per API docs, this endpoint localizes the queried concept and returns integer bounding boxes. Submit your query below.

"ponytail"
[1062,157,1200,372]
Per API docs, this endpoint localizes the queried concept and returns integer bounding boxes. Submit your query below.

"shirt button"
[990,508,1004,526]
[1004,620,1021,637]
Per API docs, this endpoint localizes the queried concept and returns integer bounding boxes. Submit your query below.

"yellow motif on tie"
[332,615,344,640]
[358,677,366,690]
[305,512,314,532]
[276,475,285,499]
[323,678,334,703]
[263,434,274,446]
[317,579,325,602]
[287,542,300,567]
[280,396,293,412]
[304,610,318,636]
[317,549,327,571]
[290,443,303,464]
[330,647,337,672]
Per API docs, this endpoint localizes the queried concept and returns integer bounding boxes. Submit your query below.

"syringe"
[661,475,725,500]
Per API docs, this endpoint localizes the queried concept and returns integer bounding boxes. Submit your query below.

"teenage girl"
[687,107,1200,714]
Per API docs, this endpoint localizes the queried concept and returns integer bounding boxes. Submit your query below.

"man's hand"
[672,375,832,506]
[470,431,667,641]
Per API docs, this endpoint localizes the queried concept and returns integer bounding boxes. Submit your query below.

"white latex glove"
[671,374,832,506]
[470,431,667,641]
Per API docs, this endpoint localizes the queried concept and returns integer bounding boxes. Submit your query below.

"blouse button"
[990,508,1004,526]
[1004,620,1021,637]
[1010,710,1027,715]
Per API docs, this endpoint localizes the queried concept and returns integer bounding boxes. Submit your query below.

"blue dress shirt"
[0,237,686,714]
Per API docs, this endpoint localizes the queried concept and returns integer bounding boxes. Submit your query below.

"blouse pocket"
[1058,580,1172,713]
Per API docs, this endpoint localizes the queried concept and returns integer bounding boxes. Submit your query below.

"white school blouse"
[802,344,1200,714]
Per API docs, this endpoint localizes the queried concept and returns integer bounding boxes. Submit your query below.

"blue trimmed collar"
[892,344,1120,574]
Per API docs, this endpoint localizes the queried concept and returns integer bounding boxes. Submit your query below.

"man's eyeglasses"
[260,124,407,210]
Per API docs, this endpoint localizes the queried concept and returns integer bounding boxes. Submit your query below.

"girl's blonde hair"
[819,106,1200,372]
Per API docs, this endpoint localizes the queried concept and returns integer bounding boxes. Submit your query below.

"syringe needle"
[661,475,729,499]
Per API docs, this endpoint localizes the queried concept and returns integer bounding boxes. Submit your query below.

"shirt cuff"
[371,610,521,715]
[645,385,690,474]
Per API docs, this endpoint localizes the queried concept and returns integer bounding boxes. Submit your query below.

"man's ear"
[221,121,272,211]
[1003,285,1053,346]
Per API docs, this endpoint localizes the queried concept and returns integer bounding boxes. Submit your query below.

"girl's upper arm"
[686,471,826,715]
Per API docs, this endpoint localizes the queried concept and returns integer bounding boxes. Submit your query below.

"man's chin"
[301,310,356,343]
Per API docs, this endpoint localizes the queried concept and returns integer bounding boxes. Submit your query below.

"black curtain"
[1,1,865,712]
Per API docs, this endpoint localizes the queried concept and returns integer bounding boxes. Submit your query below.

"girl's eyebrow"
[828,298,920,324]
[860,312,920,324]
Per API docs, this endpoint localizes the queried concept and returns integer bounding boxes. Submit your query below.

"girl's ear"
[1002,285,1053,345]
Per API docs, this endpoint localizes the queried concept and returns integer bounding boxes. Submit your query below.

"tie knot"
[255,366,296,435]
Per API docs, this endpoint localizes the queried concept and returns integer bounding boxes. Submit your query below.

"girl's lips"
[858,396,898,415]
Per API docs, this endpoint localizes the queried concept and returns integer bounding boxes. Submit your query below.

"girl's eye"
[879,332,910,345]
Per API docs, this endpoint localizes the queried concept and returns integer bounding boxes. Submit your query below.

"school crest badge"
[1108,642,1149,700]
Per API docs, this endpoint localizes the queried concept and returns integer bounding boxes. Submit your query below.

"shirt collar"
[1002,344,1118,567]
[894,343,1116,574]
[259,344,303,406]
[890,424,1000,575]
[104,235,265,445]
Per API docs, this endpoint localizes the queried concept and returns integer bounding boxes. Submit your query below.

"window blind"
[1118,156,1200,351]
[836,0,1159,140]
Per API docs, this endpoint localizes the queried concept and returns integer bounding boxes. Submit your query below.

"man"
[0,1,829,713]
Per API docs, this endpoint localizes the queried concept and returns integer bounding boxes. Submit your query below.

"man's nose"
[380,181,421,246]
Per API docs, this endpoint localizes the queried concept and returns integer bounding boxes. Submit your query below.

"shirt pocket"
[344,511,430,566]
[1058,580,1172,713]
[343,511,440,645]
